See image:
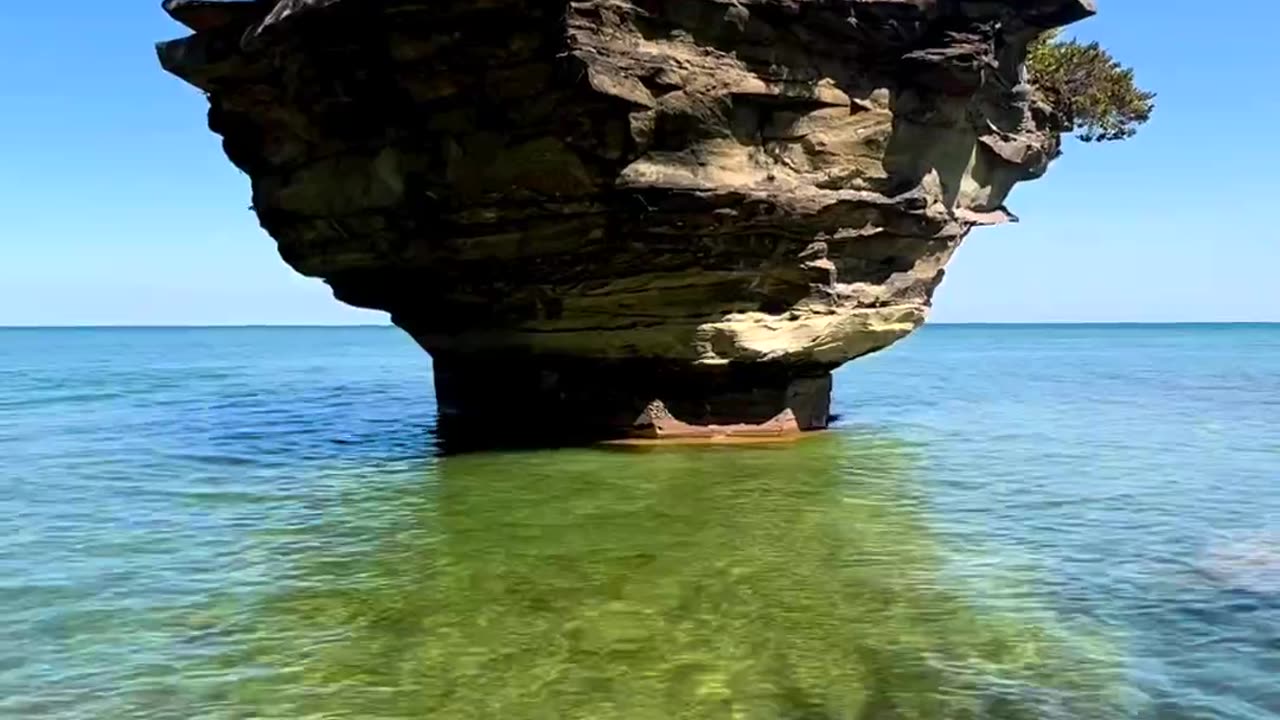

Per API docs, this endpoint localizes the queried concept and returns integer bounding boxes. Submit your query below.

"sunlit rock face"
[159,0,1092,441]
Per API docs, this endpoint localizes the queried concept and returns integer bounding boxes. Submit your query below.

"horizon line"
[1,321,1278,330]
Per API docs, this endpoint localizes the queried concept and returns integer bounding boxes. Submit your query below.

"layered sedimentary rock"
[159,0,1092,442]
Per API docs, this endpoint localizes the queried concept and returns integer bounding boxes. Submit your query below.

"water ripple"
[0,325,1277,718]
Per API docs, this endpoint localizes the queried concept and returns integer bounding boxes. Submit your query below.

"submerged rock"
[1198,533,1280,595]
[159,0,1092,442]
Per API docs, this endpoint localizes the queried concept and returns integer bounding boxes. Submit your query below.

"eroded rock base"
[431,353,832,448]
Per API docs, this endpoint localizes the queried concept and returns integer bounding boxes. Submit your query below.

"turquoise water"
[0,325,1277,718]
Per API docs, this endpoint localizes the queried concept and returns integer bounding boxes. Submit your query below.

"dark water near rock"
[1,325,1277,719]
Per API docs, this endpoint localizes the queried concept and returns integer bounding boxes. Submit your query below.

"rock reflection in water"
[203,434,1120,718]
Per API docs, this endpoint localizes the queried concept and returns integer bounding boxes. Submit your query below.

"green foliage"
[1026,30,1155,142]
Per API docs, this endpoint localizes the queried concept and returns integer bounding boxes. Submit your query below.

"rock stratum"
[160,0,1093,443]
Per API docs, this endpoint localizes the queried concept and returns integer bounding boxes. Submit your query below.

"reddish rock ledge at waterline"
[159,0,1092,444]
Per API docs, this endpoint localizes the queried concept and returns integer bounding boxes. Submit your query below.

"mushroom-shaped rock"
[159,0,1092,444]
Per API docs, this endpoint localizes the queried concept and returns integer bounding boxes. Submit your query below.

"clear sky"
[0,1,1274,326]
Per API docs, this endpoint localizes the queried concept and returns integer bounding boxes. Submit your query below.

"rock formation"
[159,0,1093,443]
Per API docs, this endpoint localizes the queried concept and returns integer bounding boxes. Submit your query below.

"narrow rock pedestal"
[432,354,831,447]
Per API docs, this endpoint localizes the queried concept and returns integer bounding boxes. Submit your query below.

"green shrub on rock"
[1027,30,1156,142]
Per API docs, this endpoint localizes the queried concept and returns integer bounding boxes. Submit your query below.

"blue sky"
[0,1,1274,325]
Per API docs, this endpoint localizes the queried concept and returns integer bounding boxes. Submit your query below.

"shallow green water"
[177,438,1120,719]
[1,326,1277,718]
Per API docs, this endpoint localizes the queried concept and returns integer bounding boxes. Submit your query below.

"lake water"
[1,325,1277,719]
